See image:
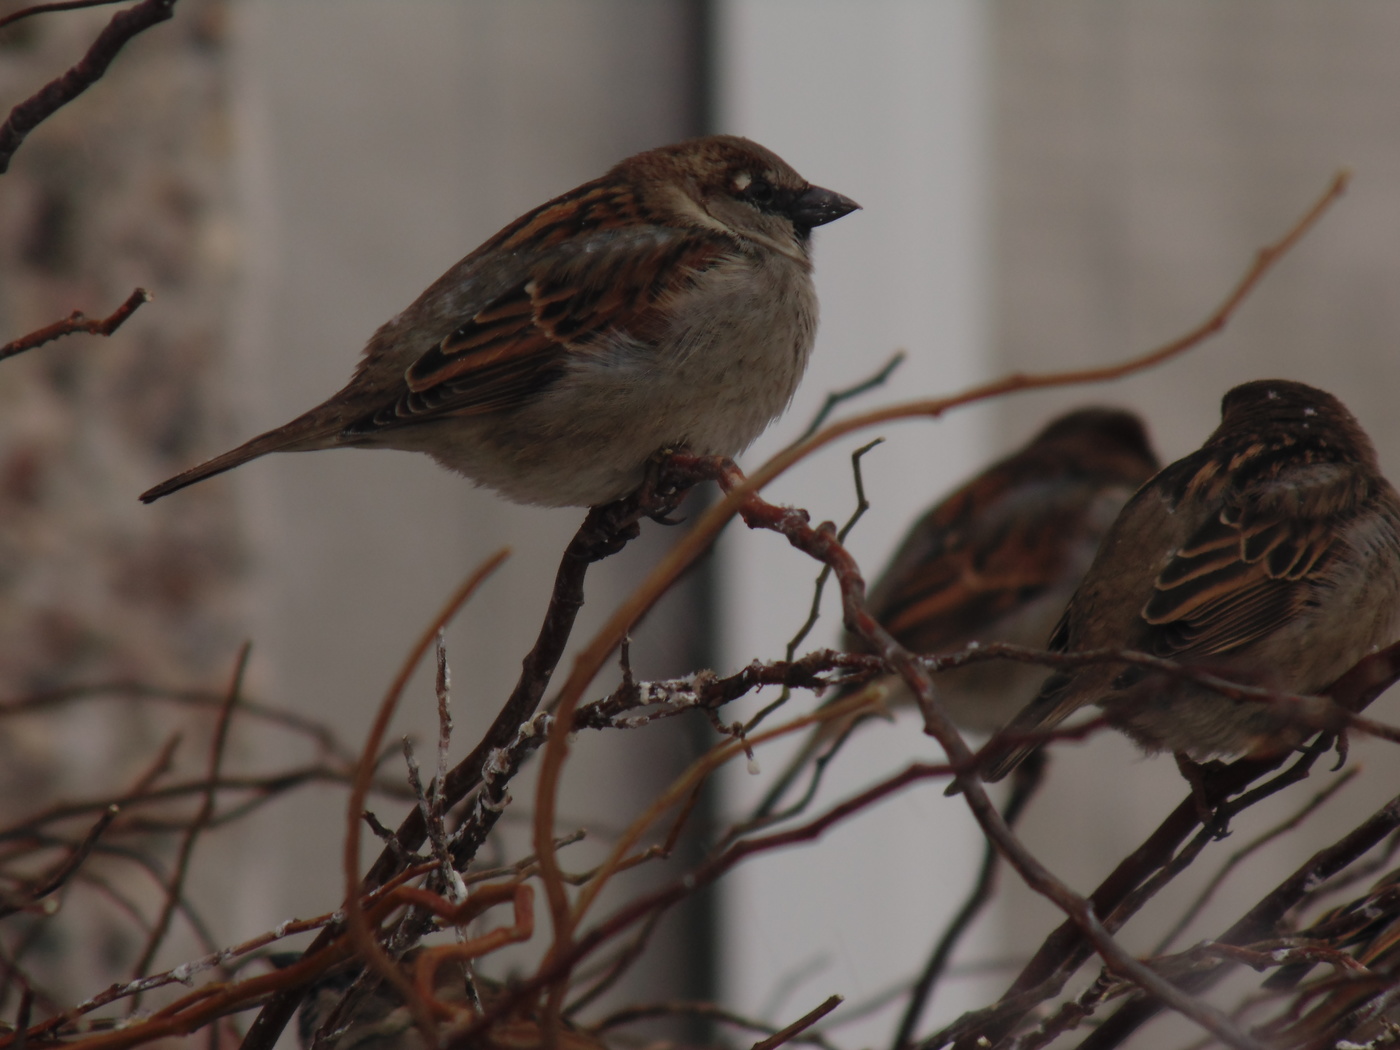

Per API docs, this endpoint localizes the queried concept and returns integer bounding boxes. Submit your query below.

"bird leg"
[643,447,744,520]
[1174,752,1232,838]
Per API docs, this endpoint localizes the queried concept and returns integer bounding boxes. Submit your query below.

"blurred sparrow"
[758,408,1158,812]
[983,379,1400,783]
[141,136,858,507]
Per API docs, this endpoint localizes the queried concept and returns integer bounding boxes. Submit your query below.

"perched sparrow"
[141,136,858,507]
[983,379,1400,783]
[758,408,1158,812]
[856,407,1159,732]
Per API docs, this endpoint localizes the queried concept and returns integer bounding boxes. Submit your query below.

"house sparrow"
[757,408,1158,813]
[982,379,1400,783]
[141,136,858,507]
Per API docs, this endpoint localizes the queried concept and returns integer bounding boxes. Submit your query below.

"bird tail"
[978,671,1079,784]
[139,418,333,503]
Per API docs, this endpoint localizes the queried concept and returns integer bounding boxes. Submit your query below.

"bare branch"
[0,0,177,173]
[0,1,128,31]
[129,644,248,998]
[0,288,150,362]
[0,805,119,920]
[792,349,906,443]
[752,995,844,1050]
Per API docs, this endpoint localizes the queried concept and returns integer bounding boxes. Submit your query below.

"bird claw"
[1175,753,1232,839]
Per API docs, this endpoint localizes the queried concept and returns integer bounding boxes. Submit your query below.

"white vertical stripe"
[715,1,1000,1040]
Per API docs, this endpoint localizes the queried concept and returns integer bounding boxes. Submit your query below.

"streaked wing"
[874,487,1086,653]
[348,229,733,431]
[1141,501,1337,658]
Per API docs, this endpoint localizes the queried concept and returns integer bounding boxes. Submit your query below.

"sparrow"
[140,136,858,507]
[757,407,1158,813]
[982,379,1400,783]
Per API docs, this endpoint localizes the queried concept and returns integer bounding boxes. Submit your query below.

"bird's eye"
[742,176,776,208]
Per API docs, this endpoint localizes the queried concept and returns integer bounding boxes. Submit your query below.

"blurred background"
[3,2,1400,1047]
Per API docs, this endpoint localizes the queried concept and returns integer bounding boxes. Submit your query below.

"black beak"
[787,184,861,231]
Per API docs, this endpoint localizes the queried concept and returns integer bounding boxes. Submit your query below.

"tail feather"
[979,671,1079,783]
[140,420,333,503]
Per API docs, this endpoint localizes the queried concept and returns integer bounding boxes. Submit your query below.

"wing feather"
[1142,497,1339,658]
[346,230,734,434]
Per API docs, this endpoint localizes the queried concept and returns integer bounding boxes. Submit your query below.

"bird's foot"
[1175,752,1232,838]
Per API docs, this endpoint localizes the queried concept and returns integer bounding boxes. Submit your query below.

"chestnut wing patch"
[878,500,1081,653]
[347,230,732,432]
[1142,507,1336,658]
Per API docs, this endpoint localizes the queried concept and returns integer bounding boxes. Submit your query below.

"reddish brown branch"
[342,554,507,1043]
[453,759,956,1049]
[0,0,177,173]
[240,494,668,1050]
[0,288,150,362]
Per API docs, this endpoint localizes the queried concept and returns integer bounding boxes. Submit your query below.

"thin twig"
[793,350,907,443]
[129,644,249,1001]
[12,988,32,1050]
[0,288,151,362]
[564,911,667,1018]
[0,0,177,173]
[432,634,453,881]
[0,806,119,920]
[342,552,508,1043]
[746,437,885,741]
[0,765,402,844]
[751,995,844,1050]
[592,999,840,1050]
[0,682,355,762]
[0,0,128,31]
